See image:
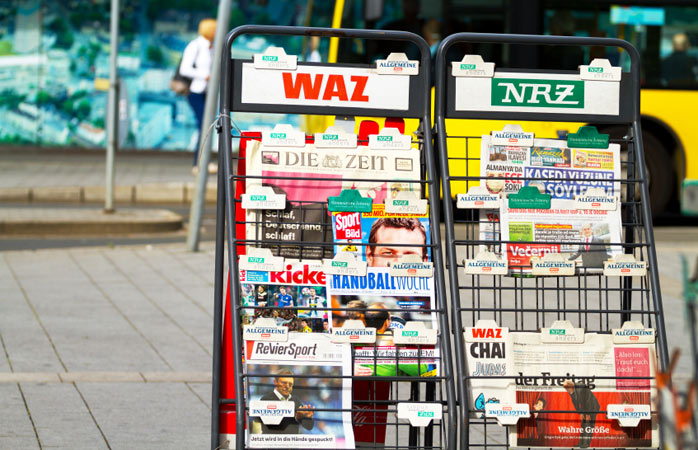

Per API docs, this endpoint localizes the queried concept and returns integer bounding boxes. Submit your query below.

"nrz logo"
[492,79,584,108]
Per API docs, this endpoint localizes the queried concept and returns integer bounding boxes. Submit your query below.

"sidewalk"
[0,148,217,204]
[1,238,696,449]
[0,242,216,449]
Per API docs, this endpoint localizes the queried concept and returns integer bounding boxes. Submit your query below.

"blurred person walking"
[179,18,216,174]
[662,33,698,87]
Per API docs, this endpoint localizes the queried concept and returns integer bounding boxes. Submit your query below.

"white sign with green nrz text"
[455,71,620,116]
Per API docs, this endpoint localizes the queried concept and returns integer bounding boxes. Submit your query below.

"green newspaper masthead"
[491,78,585,108]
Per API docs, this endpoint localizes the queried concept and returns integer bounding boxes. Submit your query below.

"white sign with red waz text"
[240,63,410,110]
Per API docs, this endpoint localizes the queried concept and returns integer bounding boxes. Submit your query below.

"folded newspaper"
[464,325,657,447]
[245,140,421,259]
[476,135,622,271]
[245,333,355,448]
[501,198,623,272]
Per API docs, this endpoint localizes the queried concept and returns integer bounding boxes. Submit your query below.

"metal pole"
[186,0,232,252]
[105,0,119,213]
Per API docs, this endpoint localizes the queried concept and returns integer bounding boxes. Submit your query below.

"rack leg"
[211,142,226,450]
[689,302,698,439]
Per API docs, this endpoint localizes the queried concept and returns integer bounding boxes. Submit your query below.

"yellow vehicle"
[326,0,698,216]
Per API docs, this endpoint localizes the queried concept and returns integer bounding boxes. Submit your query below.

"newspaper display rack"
[210,26,457,450]
[434,34,671,448]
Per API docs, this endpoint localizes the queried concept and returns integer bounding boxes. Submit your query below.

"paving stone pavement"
[0,242,216,449]
[0,235,696,449]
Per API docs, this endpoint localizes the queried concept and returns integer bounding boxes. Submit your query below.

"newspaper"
[464,328,657,447]
[245,333,355,449]
[246,140,421,259]
[327,267,439,376]
[500,198,623,271]
[477,136,621,262]
[332,204,431,265]
[240,262,330,332]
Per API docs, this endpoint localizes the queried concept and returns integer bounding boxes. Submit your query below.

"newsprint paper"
[500,198,623,272]
[477,135,622,271]
[465,327,657,448]
[327,267,439,377]
[240,262,329,332]
[245,140,421,259]
[245,333,355,448]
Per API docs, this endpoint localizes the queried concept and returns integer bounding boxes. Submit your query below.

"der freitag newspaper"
[464,324,657,448]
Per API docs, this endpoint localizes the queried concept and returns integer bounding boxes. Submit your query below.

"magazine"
[245,333,355,449]
[327,267,439,377]
[245,140,421,259]
[500,198,623,271]
[477,135,621,261]
[332,204,431,265]
[464,327,657,447]
[240,262,330,332]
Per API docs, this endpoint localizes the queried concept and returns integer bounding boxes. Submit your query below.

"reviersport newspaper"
[477,136,622,268]
[245,140,421,259]
[245,333,355,448]
[464,326,657,447]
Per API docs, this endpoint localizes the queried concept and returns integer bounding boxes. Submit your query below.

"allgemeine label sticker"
[485,403,530,426]
[248,400,296,425]
[456,186,500,209]
[331,319,376,344]
[464,251,508,275]
[243,318,289,342]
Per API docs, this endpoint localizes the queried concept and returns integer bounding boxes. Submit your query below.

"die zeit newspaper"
[245,141,421,259]
[476,136,621,264]
[245,333,355,448]
[464,327,657,447]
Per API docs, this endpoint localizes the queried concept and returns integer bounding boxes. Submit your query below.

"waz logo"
[492,78,584,108]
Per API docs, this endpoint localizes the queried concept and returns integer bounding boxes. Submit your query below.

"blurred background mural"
[0,0,337,151]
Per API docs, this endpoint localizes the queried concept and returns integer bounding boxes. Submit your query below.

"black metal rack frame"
[211,25,457,450]
[434,33,670,449]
